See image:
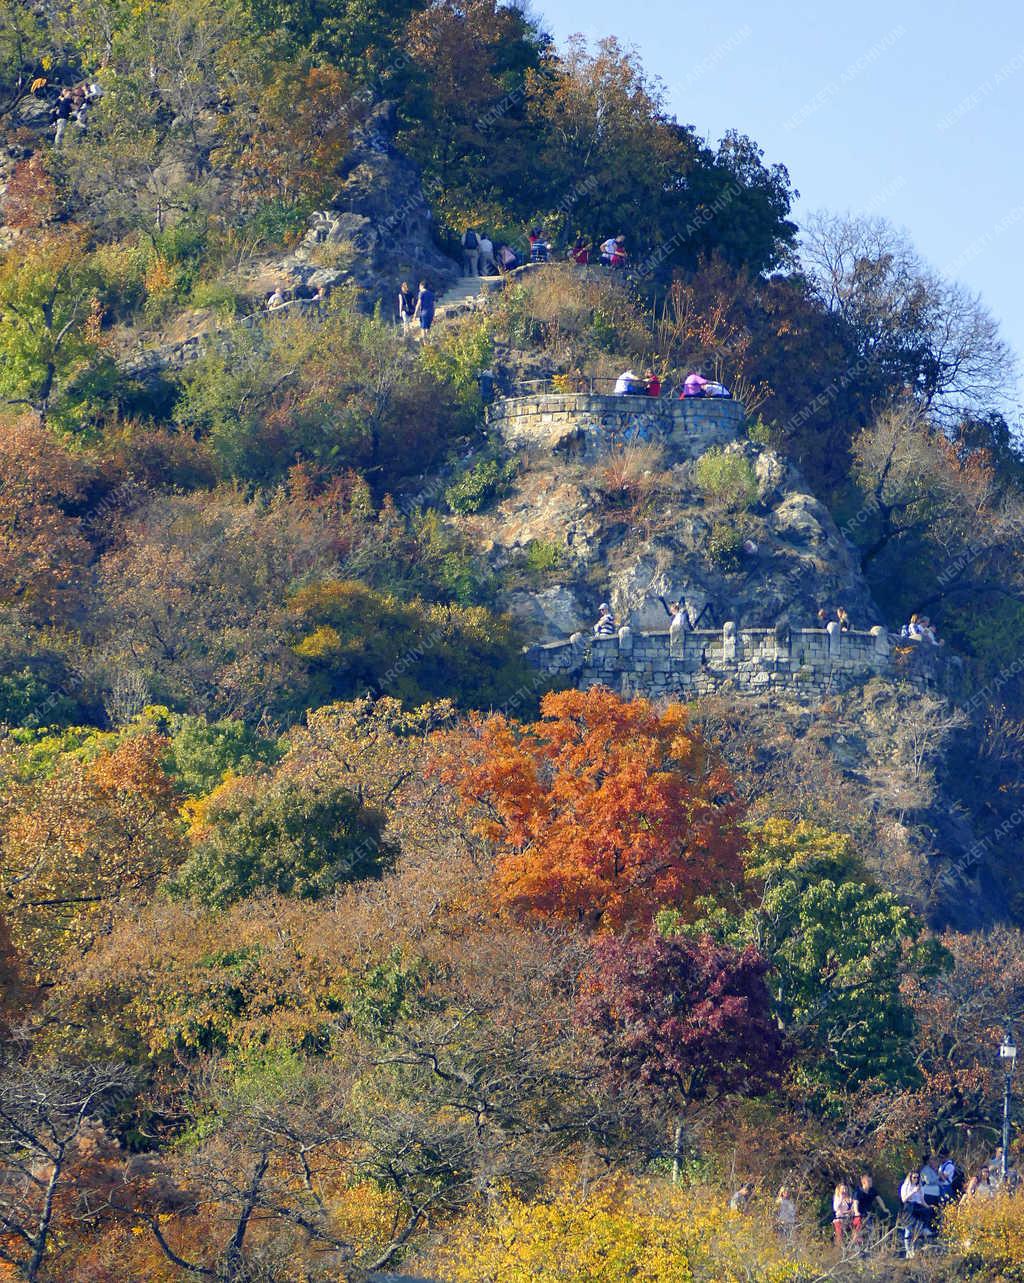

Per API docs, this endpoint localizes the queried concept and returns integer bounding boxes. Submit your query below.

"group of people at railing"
[900,613,943,646]
[611,368,733,399]
[590,599,943,652]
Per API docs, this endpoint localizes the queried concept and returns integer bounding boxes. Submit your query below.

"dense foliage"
[1,0,1023,1279]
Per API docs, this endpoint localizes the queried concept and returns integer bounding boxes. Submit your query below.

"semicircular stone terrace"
[527,622,951,702]
[486,392,745,459]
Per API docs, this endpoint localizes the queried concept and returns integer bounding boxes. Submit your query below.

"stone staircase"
[437,273,492,308]
[429,262,542,326]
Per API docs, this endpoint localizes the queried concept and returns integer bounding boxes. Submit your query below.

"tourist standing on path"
[832,1182,859,1245]
[461,228,480,276]
[414,281,435,337]
[397,281,415,334]
[775,1186,797,1238]
[478,233,496,275]
[51,88,73,146]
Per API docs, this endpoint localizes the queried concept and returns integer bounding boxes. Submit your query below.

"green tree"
[174,773,397,908]
[162,712,285,797]
[289,579,537,712]
[0,233,115,426]
[527,36,697,252]
[667,818,945,1096]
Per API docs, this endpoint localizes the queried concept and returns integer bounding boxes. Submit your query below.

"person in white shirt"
[600,236,618,265]
[967,1167,994,1199]
[919,1158,942,1204]
[613,369,640,395]
[832,1183,858,1245]
[478,234,496,275]
[900,1171,934,1236]
[266,287,286,310]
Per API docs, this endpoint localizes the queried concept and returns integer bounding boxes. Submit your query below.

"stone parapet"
[486,394,744,459]
[527,624,948,703]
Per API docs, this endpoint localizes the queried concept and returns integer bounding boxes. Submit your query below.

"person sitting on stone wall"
[594,603,617,637]
[570,236,590,265]
[903,613,942,645]
[266,286,287,310]
[614,369,642,395]
[816,608,833,628]
[836,606,851,631]
[704,379,732,397]
[680,371,708,398]
[645,369,661,397]
[610,237,628,269]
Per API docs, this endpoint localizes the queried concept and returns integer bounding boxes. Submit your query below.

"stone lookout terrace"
[527,621,951,702]
[485,379,745,459]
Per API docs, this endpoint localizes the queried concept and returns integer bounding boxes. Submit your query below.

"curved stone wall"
[486,393,745,459]
[527,622,950,703]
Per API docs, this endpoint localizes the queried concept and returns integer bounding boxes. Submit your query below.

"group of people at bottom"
[730,1150,1014,1254]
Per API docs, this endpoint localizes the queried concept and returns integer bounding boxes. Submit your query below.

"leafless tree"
[801,211,1015,420]
[0,1040,134,1283]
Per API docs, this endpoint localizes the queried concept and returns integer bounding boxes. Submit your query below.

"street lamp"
[1000,1025,1016,1183]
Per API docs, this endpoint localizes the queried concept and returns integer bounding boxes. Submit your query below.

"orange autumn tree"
[440,688,745,930]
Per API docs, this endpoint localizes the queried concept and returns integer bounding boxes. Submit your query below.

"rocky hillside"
[433,362,1016,932]
[468,438,875,639]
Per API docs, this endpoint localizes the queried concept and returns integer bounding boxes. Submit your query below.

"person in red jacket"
[645,369,661,397]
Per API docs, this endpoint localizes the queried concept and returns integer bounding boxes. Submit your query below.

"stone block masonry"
[486,394,745,460]
[526,623,947,704]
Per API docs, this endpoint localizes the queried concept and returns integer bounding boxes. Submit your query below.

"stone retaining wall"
[485,393,744,459]
[527,622,948,702]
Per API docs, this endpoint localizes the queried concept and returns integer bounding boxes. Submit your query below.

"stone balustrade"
[486,393,745,459]
[526,623,948,702]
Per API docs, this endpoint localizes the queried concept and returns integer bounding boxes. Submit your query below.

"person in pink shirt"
[681,371,708,398]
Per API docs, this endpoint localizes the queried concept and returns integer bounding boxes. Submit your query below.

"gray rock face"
[468,441,876,641]
[282,101,457,309]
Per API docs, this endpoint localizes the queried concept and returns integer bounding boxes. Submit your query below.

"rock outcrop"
[271,101,457,310]
[465,439,876,641]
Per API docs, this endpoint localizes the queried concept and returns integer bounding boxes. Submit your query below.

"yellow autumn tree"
[432,1177,807,1283]
[0,733,186,983]
[942,1188,1024,1278]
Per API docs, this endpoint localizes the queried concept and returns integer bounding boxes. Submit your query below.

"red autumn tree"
[576,930,786,1176]
[439,688,745,930]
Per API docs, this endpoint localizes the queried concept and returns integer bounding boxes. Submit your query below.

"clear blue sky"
[537,0,1024,412]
